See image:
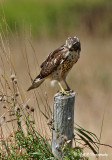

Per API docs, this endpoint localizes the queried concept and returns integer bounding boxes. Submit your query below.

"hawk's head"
[66,36,81,52]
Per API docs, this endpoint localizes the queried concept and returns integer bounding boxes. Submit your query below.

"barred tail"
[27,75,44,91]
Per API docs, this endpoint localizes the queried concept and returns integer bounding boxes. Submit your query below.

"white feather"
[54,59,57,64]
[50,80,57,87]
[34,78,40,83]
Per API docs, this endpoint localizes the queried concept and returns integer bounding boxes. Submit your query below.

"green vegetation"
[0,0,112,37]
[1,108,89,159]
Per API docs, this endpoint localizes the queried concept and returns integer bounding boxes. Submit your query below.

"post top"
[54,91,76,100]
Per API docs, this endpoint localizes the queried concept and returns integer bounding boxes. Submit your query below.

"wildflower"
[15,105,20,111]
[15,93,19,97]
[55,133,59,139]
[59,141,62,146]
[3,96,7,102]
[23,104,30,109]
[0,96,3,101]
[14,79,17,84]
[10,74,16,81]
[55,144,60,150]
[2,105,6,109]
[3,116,6,121]
[62,135,67,142]
[47,118,53,125]
[30,107,34,112]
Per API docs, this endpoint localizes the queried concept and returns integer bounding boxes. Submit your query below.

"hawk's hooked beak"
[69,42,81,52]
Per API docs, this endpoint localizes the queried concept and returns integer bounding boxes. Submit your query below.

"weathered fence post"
[52,92,75,159]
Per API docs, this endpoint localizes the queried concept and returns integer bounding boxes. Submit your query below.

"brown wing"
[39,45,66,79]
[40,45,64,68]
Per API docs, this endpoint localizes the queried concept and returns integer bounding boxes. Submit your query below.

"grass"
[0,0,112,37]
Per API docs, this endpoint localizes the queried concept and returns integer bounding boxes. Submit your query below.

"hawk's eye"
[73,42,80,50]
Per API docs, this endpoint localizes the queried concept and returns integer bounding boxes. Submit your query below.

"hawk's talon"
[65,89,71,91]
[60,90,69,95]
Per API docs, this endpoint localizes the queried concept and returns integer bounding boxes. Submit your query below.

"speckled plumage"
[27,36,81,91]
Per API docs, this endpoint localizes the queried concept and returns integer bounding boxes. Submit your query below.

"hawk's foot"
[58,82,69,95]
[60,88,69,95]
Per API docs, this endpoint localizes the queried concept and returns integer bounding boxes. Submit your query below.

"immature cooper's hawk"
[27,36,81,94]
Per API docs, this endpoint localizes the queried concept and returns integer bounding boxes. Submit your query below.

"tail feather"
[27,76,44,91]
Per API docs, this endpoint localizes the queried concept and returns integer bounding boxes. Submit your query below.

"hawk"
[27,36,81,94]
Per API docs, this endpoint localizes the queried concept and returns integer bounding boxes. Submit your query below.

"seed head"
[55,134,59,139]
[10,74,16,81]
[23,104,30,109]
[62,135,67,142]
[15,93,19,97]
[47,118,53,125]
[0,96,3,101]
[15,105,20,111]
[2,105,6,109]
[30,107,34,112]
[59,141,62,146]
[55,144,60,150]
[14,79,17,84]
[3,116,6,121]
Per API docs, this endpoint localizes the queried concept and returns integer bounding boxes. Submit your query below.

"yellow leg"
[58,82,69,95]
[64,79,70,91]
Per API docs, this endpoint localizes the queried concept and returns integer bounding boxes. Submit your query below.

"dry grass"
[0,33,112,159]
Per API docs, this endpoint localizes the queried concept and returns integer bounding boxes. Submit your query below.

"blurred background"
[0,0,112,159]
[0,0,112,38]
